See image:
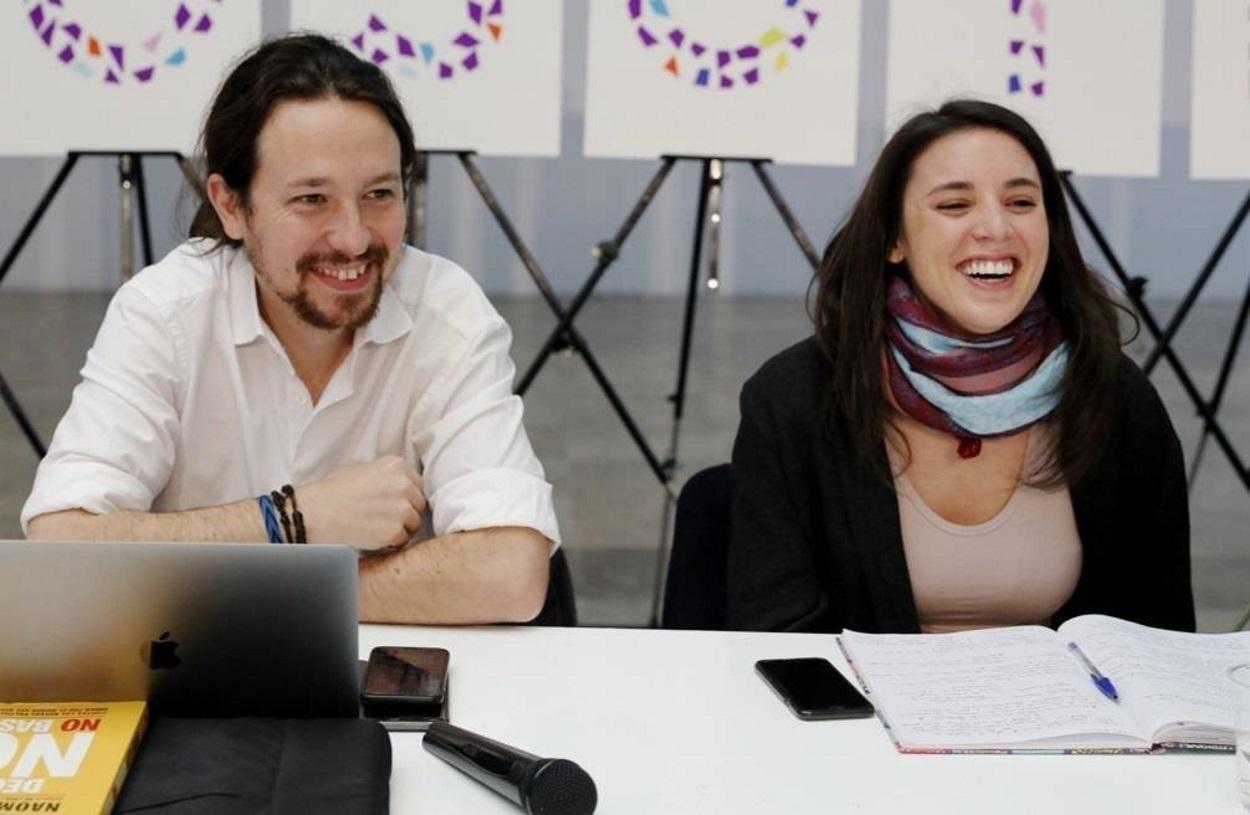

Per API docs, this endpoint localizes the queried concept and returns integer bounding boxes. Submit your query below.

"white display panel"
[886,0,1164,178]
[290,0,563,157]
[1190,0,1250,180]
[583,0,862,167]
[0,1,261,156]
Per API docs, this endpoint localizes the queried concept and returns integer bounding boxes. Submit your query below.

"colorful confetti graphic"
[1008,0,1046,97]
[21,0,221,85]
[349,0,504,81]
[627,0,821,90]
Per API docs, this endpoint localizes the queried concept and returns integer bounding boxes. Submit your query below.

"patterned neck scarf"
[883,275,1069,458]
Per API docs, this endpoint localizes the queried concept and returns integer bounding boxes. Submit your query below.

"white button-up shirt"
[22,240,561,546]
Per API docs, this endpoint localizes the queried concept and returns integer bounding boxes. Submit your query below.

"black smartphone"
[360,646,450,731]
[755,657,874,721]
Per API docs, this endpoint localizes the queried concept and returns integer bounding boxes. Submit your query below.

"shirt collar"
[226,247,412,348]
[227,248,265,346]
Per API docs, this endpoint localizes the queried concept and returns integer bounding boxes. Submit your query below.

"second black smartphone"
[360,646,450,731]
[755,657,874,721]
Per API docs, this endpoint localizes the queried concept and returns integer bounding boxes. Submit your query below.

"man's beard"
[253,244,389,331]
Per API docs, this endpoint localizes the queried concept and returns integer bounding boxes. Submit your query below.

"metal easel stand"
[1058,172,1249,495]
[1126,189,1250,631]
[0,150,188,458]
[645,157,822,626]
[1133,189,1250,495]
[505,153,820,627]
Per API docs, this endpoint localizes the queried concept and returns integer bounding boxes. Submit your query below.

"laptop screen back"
[0,541,360,717]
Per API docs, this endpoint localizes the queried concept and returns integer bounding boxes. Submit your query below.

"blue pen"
[1067,642,1119,702]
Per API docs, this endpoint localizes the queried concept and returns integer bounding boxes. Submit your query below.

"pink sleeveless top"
[890,432,1082,634]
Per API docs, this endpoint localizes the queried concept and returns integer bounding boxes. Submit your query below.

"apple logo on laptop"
[147,631,182,670]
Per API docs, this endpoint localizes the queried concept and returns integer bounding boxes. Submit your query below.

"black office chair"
[530,547,578,627]
[661,463,734,630]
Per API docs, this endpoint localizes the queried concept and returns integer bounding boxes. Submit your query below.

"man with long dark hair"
[22,34,559,624]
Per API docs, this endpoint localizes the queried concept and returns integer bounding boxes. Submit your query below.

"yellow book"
[0,701,147,815]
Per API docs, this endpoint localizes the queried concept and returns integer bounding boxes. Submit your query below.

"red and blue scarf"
[883,275,1068,458]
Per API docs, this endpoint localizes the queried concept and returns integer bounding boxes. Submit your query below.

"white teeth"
[318,264,365,281]
[962,259,1013,277]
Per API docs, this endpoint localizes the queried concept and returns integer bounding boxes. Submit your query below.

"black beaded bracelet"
[270,489,293,544]
[282,484,307,544]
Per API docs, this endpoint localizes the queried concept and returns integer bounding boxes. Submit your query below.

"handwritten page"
[1060,615,1250,741]
[841,626,1140,749]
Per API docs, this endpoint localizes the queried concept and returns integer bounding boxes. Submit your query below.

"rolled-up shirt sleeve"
[412,317,560,548]
[21,286,183,532]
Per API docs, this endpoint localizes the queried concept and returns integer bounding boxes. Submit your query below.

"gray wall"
[1,0,1246,301]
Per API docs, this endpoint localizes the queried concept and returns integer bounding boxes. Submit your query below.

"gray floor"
[1,291,1247,631]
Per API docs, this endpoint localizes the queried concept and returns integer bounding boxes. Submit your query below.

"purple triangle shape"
[397,35,415,57]
[1011,0,1024,13]
[134,66,155,82]
[463,52,479,71]
[468,3,483,25]
[638,26,657,47]
[489,0,503,15]
[109,44,125,68]
[1009,39,1024,55]
[1032,44,1045,66]
[454,32,479,48]
[1031,81,1044,96]
[29,6,44,31]
[175,4,190,30]
[194,13,212,33]
[691,42,706,56]
[351,33,365,51]
[106,68,119,84]
[628,0,641,19]
[804,9,819,27]
[40,20,55,46]
[790,34,806,49]
[63,22,81,40]
[439,62,453,78]
[368,14,386,32]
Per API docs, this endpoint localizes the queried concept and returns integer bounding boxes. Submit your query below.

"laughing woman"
[728,100,1194,634]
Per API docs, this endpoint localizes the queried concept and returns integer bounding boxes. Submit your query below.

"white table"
[360,625,1240,814]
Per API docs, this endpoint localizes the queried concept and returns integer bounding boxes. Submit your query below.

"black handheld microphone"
[423,721,597,815]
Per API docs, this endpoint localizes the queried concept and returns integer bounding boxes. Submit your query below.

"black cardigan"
[727,337,1195,634]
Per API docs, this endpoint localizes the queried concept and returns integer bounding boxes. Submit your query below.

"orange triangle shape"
[88,36,101,57]
[664,56,679,76]
[488,22,502,41]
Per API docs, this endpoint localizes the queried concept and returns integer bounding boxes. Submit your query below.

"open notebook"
[839,614,1250,754]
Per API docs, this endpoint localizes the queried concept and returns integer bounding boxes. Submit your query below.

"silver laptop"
[0,540,360,717]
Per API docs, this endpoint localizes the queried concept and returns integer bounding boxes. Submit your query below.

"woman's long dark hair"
[812,100,1122,488]
[188,33,416,244]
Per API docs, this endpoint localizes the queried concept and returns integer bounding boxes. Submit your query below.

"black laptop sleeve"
[115,717,391,815]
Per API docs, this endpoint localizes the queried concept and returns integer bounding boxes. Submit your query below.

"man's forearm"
[358,526,550,625]
[28,509,552,625]
[26,502,268,543]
